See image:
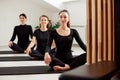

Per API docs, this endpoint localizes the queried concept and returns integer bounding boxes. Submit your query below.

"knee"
[79,53,87,63]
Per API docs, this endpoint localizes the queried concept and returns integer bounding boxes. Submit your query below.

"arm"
[25,36,36,54]
[44,30,54,65]
[10,27,17,41]
[8,27,17,47]
[29,25,33,39]
[73,29,86,52]
[45,30,54,53]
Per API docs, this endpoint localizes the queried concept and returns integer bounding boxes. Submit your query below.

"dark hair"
[19,13,27,19]
[59,9,70,28]
[39,15,50,28]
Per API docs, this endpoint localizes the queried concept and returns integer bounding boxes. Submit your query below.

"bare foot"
[53,66,63,71]
[53,64,70,71]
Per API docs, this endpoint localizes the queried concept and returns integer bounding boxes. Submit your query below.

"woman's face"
[40,17,49,27]
[59,12,69,26]
[19,16,27,24]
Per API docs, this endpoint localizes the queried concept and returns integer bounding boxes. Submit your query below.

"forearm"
[10,35,16,41]
[27,41,35,49]
[10,27,16,41]
[73,29,86,51]
[45,40,53,53]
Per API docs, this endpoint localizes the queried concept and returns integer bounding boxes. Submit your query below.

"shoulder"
[14,25,19,29]
[49,29,56,36]
[26,25,32,28]
[33,29,39,36]
[70,28,78,33]
[15,25,20,27]
[50,29,56,33]
[34,29,39,32]
[70,28,80,37]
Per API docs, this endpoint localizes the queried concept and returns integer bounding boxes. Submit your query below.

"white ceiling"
[31,0,60,12]
[30,0,81,12]
[58,0,80,2]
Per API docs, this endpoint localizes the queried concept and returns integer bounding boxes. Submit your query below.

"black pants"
[9,42,31,53]
[9,43,25,53]
[49,53,86,69]
[29,48,56,60]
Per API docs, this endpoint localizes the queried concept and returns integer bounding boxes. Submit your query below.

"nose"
[61,18,64,21]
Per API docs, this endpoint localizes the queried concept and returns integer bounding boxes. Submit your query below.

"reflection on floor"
[0,45,85,80]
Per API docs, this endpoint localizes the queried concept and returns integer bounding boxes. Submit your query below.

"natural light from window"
[44,0,79,9]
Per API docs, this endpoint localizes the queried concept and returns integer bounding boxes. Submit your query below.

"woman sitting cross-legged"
[25,15,55,60]
[44,10,86,71]
[8,13,33,53]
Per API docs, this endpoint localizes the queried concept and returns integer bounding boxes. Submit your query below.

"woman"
[8,13,33,53]
[44,10,86,71]
[25,15,55,60]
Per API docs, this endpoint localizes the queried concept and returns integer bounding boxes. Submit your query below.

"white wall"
[0,0,86,46]
[62,0,86,26]
[51,0,86,25]
[0,0,57,46]
[62,0,86,44]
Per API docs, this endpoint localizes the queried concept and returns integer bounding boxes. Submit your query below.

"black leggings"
[49,53,86,69]
[29,48,56,60]
[9,42,31,53]
[9,43,25,53]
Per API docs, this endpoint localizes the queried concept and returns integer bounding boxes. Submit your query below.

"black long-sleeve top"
[33,29,50,54]
[10,24,33,48]
[45,29,86,59]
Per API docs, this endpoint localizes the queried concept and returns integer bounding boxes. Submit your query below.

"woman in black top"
[8,13,33,53]
[25,15,55,60]
[44,10,86,71]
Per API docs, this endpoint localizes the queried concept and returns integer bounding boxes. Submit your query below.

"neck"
[20,23,26,25]
[60,25,68,30]
[40,26,48,31]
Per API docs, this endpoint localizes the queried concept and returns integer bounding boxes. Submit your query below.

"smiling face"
[39,16,49,28]
[59,11,70,27]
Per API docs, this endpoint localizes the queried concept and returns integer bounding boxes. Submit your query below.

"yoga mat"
[0,56,40,61]
[0,51,24,54]
[0,66,63,75]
